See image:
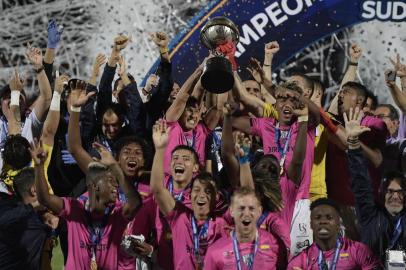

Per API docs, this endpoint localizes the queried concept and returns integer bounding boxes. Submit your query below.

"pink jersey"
[326,115,388,205]
[165,202,228,270]
[287,237,381,269]
[155,175,230,270]
[164,121,211,174]
[251,118,316,224]
[204,229,280,270]
[59,197,129,270]
[118,195,156,270]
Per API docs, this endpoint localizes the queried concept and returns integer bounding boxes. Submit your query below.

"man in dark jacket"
[345,107,406,262]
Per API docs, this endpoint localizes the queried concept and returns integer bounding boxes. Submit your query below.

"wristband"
[34,66,44,74]
[238,155,250,164]
[263,64,271,66]
[50,92,61,111]
[238,146,251,164]
[159,47,168,54]
[298,115,308,122]
[349,61,358,66]
[10,90,20,106]
[70,105,81,112]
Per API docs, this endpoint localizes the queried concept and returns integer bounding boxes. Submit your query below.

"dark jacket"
[348,148,406,262]
[0,193,48,270]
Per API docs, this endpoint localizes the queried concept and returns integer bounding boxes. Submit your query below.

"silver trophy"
[200,16,239,93]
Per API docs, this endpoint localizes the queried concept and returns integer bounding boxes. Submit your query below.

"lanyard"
[232,230,259,270]
[317,238,342,270]
[274,123,292,173]
[183,130,196,149]
[191,216,209,268]
[168,176,190,202]
[389,216,403,249]
[256,211,269,228]
[84,201,112,269]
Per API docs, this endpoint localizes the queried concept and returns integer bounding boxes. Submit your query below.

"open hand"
[9,68,24,91]
[344,107,370,138]
[25,44,43,69]
[390,53,406,78]
[92,142,116,166]
[69,80,95,107]
[247,57,266,84]
[92,53,107,77]
[152,119,170,149]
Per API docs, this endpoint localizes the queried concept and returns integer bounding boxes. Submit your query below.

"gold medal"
[165,231,172,240]
[90,259,97,270]
[90,252,97,270]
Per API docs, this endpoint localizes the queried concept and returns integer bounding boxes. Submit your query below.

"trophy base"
[201,56,234,94]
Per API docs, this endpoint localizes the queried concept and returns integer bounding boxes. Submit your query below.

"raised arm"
[6,70,23,135]
[165,67,203,122]
[236,133,255,189]
[387,54,406,112]
[329,44,362,114]
[247,57,276,104]
[232,71,266,117]
[44,18,63,65]
[89,53,107,86]
[31,139,64,214]
[287,102,308,185]
[150,31,170,63]
[67,80,96,173]
[221,104,240,188]
[203,92,228,130]
[41,74,68,146]
[94,142,141,220]
[150,120,175,215]
[26,45,52,122]
[263,41,279,85]
[344,107,379,225]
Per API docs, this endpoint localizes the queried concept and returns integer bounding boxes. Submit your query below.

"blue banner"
[145,0,406,85]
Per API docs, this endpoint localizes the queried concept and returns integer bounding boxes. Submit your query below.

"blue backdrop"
[144,0,404,85]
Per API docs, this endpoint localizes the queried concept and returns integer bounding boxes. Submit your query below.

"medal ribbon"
[232,230,259,270]
[191,216,209,268]
[168,176,191,202]
[274,123,292,174]
[317,237,342,270]
[389,216,403,249]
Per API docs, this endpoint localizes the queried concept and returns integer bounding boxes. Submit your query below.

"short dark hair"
[377,104,399,121]
[290,72,314,93]
[278,81,303,95]
[171,145,199,164]
[310,198,340,214]
[342,82,367,107]
[365,90,378,110]
[185,96,200,108]
[13,167,35,198]
[382,171,406,202]
[2,135,31,169]
[115,136,153,170]
[192,172,217,210]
